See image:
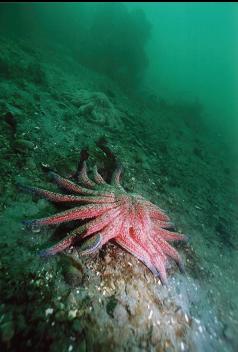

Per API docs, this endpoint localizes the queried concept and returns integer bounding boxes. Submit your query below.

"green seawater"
[0,3,237,351]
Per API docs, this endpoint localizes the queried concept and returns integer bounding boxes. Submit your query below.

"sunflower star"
[21,161,186,284]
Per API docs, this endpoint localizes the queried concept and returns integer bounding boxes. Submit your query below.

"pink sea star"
[22,161,186,284]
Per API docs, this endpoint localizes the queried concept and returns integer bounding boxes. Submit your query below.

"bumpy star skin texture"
[22,162,186,284]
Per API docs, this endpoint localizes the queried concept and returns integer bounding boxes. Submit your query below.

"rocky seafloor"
[0,36,238,352]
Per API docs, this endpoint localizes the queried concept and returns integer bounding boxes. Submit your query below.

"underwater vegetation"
[20,155,186,285]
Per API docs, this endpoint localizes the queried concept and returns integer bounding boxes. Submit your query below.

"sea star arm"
[81,207,122,239]
[77,233,101,255]
[142,200,171,222]
[153,226,187,242]
[41,210,123,257]
[111,165,123,187]
[40,230,100,257]
[40,223,100,257]
[40,232,79,256]
[18,184,116,204]
[93,165,107,185]
[152,236,184,272]
[132,230,168,284]
[78,161,96,188]
[99,214,125,245]
[116,214,162,278]
[48,171,97,195]
[23,203,118,227]
[63,207,122,243]
[131,206,168,284]
[152,220,174,229]
[150,247,168,284]
[149,209,170,222]
[116,236,160,277]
